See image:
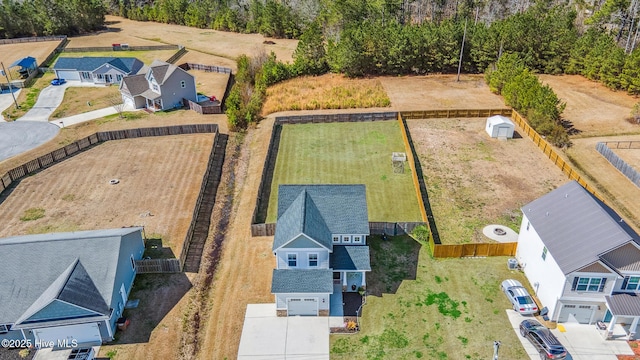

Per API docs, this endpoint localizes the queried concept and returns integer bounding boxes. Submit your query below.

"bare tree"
[107,93,126,118]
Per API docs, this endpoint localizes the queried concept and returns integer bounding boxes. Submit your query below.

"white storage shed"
[485,115,515,139]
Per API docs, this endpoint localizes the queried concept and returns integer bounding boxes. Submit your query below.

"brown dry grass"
[52,85,121,119]
[612,146,640,169]
[262,74,391,115]
[408,118,568,244]
[190,69,230,99]
[57,50,178,65]
[0,40,62,72]
[178,50,236,70]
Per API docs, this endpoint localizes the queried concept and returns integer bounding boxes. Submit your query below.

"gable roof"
[576,262,615,274]
[120,74,148,96]
[0,227,143,324]
[330,245,371,271]
[487,115,514,126]
[53,57,143,74]
[601,243,640,273]
[273,189,333,251]
[147,60,191,85]
[271,269,334,293]
[522,181,638,275]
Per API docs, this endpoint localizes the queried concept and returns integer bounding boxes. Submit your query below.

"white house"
[516,181,640,339]
[485,115,515,138]
[52,57,144,85]
[271,184,371,317]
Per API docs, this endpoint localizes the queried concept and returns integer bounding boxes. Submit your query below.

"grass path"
[266,120,422,222]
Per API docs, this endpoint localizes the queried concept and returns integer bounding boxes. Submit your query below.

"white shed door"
[497,126,509,137]
[558,304,594,324]
[287,298,317,316]
[33,323,102,348]
[55,70,80,81]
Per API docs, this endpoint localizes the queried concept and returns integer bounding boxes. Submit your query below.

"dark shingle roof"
[271,269,334,293]
[277,184,369,234]
[522,181,638,275]
[0,228,143,324]
[606,293,640,316]
[120,74,148,96]
[273,190,333,251]
[331,245,371,271]
[53,57,142,73]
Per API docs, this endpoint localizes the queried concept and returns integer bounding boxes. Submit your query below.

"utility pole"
[457,18,468,82]
[1,62,19,109]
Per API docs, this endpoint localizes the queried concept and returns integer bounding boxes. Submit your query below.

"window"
[287,253,297,267]
[333,236,340,243]
[130,255,136,271]
[308,253,318,267]
[354,236,361,243]
[97,74,103,80]
[526,222,530,231]
[116,74,122,82]
[342,235,351,243]
[541,246,547,261]
[81,72,91,79]
[152,84,159,92]
[572,277,606,292]
[623,276,640,290]
[180,80,186,88]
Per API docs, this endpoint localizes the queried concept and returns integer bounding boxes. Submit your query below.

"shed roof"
[271,269,334,293]
[330,245,371,271]
[522,181,638,275]
[606,293,640,316]
[10,56,36,69]
[487,115,514,126]
[0,228,143,324]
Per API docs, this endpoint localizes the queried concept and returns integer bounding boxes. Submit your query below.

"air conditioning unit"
[507,258,519,270]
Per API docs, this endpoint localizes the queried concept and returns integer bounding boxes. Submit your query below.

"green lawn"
[265,121,423,223]
[330,235,530,360]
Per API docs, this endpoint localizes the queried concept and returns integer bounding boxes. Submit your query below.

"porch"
[329,284,363,317]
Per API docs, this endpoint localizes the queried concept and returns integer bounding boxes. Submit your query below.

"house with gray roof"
[52,57,144,85]
[0,228,145,348]
[271,184,371,317]
[516,181,640,339]
[119,60,196,111]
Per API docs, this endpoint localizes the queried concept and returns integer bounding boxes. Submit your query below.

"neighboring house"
[119,60,197,111]
[516,181,640,339]
[0,228,145,348]
[271,184,371,317]
[52,57,144,84]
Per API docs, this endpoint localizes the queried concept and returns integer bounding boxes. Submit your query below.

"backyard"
[56,50,179,65]
[407,117,569,244]
[330,235,530,360]
[265,120,423,223]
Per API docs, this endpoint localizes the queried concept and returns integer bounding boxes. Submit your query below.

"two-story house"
[516,180,640,339]
[271,184,371,316]
[119,60,197,111]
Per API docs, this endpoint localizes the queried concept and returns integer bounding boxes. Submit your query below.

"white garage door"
[55,70,80,81]
[558,304,594,324]
[33,323,102,348]
[498,126,509,137]
[287,298,318,316]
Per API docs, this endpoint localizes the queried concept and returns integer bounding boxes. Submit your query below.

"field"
[68,15,298,64]
[57,50,179,65]
[265,120,423,223]
[330,235,529,360]
[0,40,61,77]
[52,86,121,119]
[408,118,569,244]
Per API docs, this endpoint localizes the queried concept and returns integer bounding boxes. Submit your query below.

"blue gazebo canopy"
[10,56,37,69]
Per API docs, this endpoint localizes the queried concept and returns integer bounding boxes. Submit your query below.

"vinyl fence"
[596,142,640,188]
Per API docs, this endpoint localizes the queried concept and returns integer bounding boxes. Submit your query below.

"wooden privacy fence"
[401,108,512,119]
[135,259,181,273]
[183,98,222,114]
[0,35,66,45]
[397,114,428,223]
[596,142,640,188]
[250,222,426,237]
[166,47,187,64]
[433,242,518,258]
[63,44,180,52]
[0,124,218,196]
[276,112,397,125]
[178,63,233,74]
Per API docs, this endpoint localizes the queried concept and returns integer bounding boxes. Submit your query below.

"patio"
[329,284,363,317]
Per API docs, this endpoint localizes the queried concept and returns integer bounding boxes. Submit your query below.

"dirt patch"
[538,75,639,138]
[408,118,568,244]
[0,41,61,74]
[379,74,506,110]
[0,135,214,254]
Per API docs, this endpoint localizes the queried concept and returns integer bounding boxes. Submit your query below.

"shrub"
[20,207,45,221]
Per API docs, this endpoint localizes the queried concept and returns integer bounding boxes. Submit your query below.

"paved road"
[0,121,59,162]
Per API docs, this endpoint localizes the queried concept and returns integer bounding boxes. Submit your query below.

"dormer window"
[287,253,297,267]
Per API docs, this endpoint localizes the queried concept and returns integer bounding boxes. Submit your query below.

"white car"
[501,279,538,315]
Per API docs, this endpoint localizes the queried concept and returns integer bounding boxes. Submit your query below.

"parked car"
[501,279,538,315]
[519,319,568,360]
[50,78,66,86]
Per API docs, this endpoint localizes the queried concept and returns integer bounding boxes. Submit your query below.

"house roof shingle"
[331,245,371,271]
[273,190,333,251]
[0,228,143,324]
[522,181,638,275]
[606,293,640,316]
[53,57,143,74]
[120,74,148,96]
[271,269,334,293]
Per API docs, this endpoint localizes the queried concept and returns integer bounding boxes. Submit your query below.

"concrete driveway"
[238,304,330,359]
[0,121,59,162]
[506,310,634,360]
[0,89,21,121]
[18,81,108,122]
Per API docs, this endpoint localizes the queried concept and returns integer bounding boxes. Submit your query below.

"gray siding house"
[0,228,145,348]
[271,185,371,317]
[516,181,640,339]
[52,57,144,84]
[119,60,197,111]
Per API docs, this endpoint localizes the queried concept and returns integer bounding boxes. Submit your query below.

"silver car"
[501,279,538,315]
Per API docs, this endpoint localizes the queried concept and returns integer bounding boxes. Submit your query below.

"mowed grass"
[57,49,178,65]
[262,74,391,115]
[265,121,422,222]
[331,235,529,360]
[52,86,121,118]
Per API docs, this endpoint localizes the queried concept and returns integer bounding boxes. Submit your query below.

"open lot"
[331,235,530,360]
[56,49,179,65]
[265,120,423,223]
[0,40,61,75]
[68,15,298,64]
[408,117,568,244]
[0,134,213,254]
